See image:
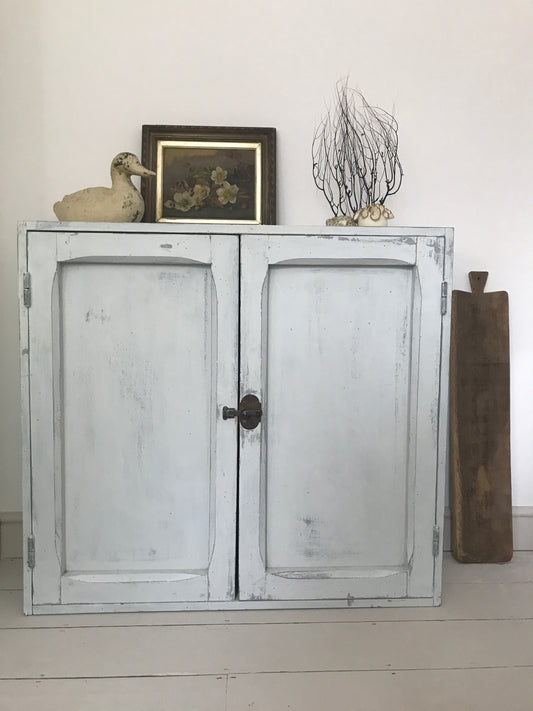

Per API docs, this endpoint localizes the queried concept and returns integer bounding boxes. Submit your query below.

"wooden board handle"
[469,271,488,294]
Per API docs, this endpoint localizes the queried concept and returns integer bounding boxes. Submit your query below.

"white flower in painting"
[192,183,210,204]
[216,181,239,205]
[164,199,175,209]
[173,191,195,212]
[211,166,228,185]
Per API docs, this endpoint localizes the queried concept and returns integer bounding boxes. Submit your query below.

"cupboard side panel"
[19,226,32,613]
[27,232,62,605]
[433,230,454,602]
[407,237,447,599]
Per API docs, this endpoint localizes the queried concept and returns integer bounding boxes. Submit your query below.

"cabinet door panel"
[239,233,446,603]
[27,232,238,608]
[265,264,412,571]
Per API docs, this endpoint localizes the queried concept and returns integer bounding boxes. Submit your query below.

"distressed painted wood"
[20,223,453,612]
[406,237,449,601]
[24,229,238,609]
[238,231,453,604]
[17,224,32,614]
[450,271,512,563]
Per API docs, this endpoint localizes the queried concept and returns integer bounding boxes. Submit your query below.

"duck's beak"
[132,162,156,178]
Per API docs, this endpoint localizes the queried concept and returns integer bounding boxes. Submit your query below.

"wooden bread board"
[450,271,512,563]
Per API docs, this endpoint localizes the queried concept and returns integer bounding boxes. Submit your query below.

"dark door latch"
[222,394,262,430]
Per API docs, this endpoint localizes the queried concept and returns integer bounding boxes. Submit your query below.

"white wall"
[1,0,532,511]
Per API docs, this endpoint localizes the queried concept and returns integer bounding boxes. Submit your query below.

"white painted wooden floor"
[1,554,533,710]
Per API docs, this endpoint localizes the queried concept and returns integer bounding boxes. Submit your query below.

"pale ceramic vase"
[353,204,394,226]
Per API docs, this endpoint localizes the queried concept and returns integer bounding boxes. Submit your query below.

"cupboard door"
[238,233,448,603]
[26,231,238,610]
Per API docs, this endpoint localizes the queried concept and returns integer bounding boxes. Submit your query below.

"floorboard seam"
[2,616,533,631]
[2,665,533,681]
[0,673,229,681]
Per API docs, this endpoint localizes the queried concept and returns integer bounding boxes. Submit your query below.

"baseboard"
[443,506,533,552]
[510,507,533,551]
[2,508,533,560]
[0,511,23,559]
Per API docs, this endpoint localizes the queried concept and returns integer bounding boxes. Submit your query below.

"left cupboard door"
[23,230,239,612]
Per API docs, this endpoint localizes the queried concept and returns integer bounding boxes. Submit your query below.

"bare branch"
[312,80,403,216]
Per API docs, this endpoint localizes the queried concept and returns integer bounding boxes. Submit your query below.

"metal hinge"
[432,526,440,557]
[23,273,32,308]
[27,536,35,569]
[440,281,448,315]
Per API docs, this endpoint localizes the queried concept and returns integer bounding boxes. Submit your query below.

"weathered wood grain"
[450,271,512,563]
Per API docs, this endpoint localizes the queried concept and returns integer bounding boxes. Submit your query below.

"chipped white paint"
[20,223,453,613]
[23,227,238,610]
[238,232,452,603]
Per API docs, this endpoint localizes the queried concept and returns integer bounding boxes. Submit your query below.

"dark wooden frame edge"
[141,125,276,225]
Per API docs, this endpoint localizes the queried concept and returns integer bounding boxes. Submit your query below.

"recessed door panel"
[61,263,212,575]
[265,265,413,572]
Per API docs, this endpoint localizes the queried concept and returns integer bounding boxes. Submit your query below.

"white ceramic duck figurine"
[53,152,156,222]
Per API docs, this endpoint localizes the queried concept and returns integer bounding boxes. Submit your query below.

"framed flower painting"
[141,125,276,224]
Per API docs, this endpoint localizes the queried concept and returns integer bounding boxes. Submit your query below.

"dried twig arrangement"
[312,80,403,217]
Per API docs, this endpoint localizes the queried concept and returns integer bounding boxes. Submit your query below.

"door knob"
[222,394,262,430]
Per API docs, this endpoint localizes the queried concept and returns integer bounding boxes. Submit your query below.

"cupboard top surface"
[19,221,453,239]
